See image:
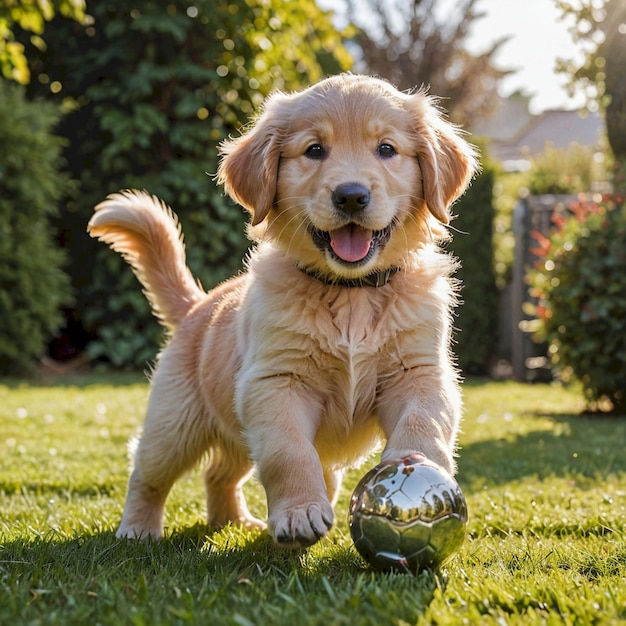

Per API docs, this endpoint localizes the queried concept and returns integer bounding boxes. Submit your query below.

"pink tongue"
[330,225,373,263]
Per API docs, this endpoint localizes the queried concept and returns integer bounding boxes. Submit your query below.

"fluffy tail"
[88,190,204,330]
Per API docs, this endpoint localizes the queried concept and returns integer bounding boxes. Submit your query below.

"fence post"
[511,198,529,381]
[510,194,576,381]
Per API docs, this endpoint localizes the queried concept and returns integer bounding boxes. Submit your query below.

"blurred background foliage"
[345,0,508,128]
[557,0,626,164]
[525,196,626,413]
[0,0,85,83]
[0,79,73,373]
[0,0,621,390]
[15,0,353,368]
[450,151,499,374]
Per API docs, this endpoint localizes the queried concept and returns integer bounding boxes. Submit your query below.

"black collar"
[297,265,400,288]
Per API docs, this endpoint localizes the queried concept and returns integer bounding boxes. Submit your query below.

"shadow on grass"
[0,525,440,625]
[458,412,626,492]
[0,370,148,390]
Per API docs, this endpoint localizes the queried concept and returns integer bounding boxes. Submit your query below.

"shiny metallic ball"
[348,453,468,574]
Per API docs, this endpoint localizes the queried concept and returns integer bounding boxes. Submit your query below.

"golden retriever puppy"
[88,73,478,548]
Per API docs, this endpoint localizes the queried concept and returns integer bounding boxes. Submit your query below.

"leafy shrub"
[526,195,626,413]
[450,157,498,375]
[0,80,72,374]
[527,143,607,195]
[487,144,608,293]
[21,0,352,368]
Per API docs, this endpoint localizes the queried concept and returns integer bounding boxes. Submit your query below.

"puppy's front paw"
[116,523,162,540]
[382,446,455,475]
[269,501,334,548]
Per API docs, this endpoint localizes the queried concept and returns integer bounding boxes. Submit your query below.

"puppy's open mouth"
[310,222,394,266]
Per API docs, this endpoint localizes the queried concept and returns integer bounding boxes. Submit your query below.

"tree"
[557,0,626,165]
[20,0,352,367]
[346,0,508,127]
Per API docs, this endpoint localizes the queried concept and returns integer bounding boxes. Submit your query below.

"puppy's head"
[217,74,478,280]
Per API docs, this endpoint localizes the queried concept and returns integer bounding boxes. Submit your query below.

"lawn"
[1,374,625,625]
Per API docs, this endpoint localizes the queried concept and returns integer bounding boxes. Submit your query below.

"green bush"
[21,0,351,368]
[0,80,72,374]
[527,143,608,195]
[525,196,626,413]
[449,157,498,375]
[486,144,609,291]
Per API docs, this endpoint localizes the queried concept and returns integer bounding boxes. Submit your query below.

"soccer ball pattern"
[349,453,468,574]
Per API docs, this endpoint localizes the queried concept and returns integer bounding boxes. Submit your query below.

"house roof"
[513,109,601,153]
[471,93,605,169]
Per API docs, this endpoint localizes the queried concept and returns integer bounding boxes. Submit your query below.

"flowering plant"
[525,191,626,413]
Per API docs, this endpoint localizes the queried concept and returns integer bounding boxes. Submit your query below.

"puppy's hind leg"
[117,462,169,539]
[117,375,209,539]
[324,468,343,507]
[204,446,266,531]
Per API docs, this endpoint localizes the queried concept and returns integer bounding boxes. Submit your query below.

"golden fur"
[88,74,478,547]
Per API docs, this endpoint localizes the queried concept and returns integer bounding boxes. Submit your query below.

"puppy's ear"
[408,93,479,224]
[216,93,289,226]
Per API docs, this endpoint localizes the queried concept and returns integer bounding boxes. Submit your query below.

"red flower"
[551,212,567,230]
[530,230,551,257]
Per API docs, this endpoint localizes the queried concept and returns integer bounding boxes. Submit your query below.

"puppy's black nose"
[332,183,370,214]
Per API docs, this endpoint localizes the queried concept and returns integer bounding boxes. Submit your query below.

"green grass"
[1,375,625,625]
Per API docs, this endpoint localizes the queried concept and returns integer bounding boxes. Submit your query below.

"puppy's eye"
[377,143,397,159]
[304,144,326,160]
